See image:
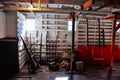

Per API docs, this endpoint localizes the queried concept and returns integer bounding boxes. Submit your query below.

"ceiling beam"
[1,0,120,7]
[0,0,48,4]
[0,0,88,5]
[1,0,40,3]
[0,6,110,16]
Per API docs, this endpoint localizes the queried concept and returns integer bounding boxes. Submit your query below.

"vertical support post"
[102,28,105,46]
[30,33,31,44]
[112,15,116,54]
[40,33,42,62]
[107,14,117,80]
[98,18,100,46]
[69,12,75,80]
[86,18,89,46]
[110,14,117,70]
[71,13,75,55]
[38,0,41,10]
[55,35,57,59]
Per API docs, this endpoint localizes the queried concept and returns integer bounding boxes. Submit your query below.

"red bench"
[76,45,120,65]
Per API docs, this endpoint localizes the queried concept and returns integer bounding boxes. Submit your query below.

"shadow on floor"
[10,61,120,80]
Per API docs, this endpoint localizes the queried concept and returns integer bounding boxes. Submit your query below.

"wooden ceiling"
[0,0,120,14]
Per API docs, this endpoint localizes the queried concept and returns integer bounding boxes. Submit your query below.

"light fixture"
[55,77,69,80]
[74,5,82,10]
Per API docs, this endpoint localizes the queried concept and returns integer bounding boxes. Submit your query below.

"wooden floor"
[4,62,120,80]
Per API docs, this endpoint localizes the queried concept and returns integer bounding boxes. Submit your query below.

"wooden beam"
[0,6,111,16]
[38,0,41,9]
[83,0,93,10]
[0,6,69,12]
[1,0,94,9]
[1,0,48,3]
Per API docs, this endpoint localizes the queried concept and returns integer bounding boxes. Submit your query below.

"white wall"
[0,11,6,38]
[6,11,17,38]
[17,11,27,69]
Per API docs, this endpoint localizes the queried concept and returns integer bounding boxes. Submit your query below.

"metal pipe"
[98,18,100,46]
[69,12,75,80]
[102,28,105,46]
[86,18,89,46]
[71,12,75,72]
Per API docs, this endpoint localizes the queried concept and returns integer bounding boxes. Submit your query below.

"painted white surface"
[6,11,17,38]
[0,12,6,38]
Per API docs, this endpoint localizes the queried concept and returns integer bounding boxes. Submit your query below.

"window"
[24,19,35,31]
[21,19,35,36]
[68,20,78,31]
